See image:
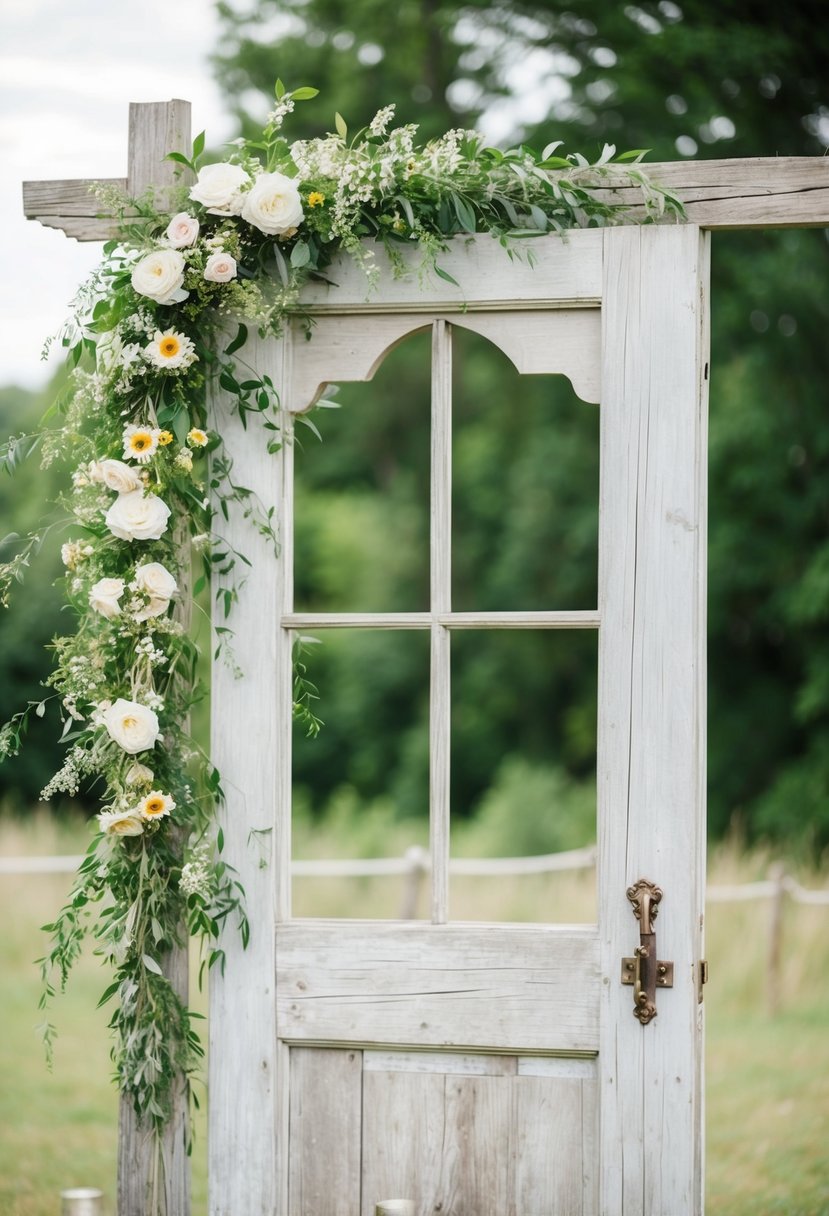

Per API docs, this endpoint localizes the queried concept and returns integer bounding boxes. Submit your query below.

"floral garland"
[0,83,682,1136]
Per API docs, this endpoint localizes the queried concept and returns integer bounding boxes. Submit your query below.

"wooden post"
[116,104,193,1216]
[766,861,786,1017]
[398,845,428,919]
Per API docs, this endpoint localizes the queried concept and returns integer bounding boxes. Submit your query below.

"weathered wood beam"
[22,99,191,242]
[591,156,829,229]
[23,125,829,241]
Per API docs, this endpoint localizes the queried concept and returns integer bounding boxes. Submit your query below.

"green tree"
[0,383,71,808]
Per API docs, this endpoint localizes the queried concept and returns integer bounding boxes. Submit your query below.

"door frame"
[208,224,709,1215]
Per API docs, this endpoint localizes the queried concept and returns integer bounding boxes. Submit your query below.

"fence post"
[766,861,786,1017]
[398,845,429,919]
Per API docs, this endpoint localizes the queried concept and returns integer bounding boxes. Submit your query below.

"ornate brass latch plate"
[620,878,674,1024]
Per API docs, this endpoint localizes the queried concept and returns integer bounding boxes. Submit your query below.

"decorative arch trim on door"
[286,308,601,413]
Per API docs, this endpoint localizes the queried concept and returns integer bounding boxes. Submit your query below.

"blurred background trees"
[3,0,829,853]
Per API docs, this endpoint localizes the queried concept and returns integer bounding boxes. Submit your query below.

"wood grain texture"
[298,231,604,312]
[22,178,127,215]
[430,320,452,924]
[208,330,290,1215]
[590,155,829,228]
[276,921,600,1052]
[513,1076,587,1214]
[362,1069,444,1216]
[597,225,708,1215]
[287,308,600,412]
[450,309,601,404]
[281,610,599,629]
[128,100,192,202]
[287,314,430,412]
[289,1047,363,1216]
[360,1059,595,1216]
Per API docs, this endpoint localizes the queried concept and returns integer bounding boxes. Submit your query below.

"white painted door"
[209,225,709,1216]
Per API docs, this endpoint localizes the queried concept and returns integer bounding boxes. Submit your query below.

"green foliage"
[460,759,595,857]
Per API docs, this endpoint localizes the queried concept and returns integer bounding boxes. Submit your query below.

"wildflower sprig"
[3,83,682,1151]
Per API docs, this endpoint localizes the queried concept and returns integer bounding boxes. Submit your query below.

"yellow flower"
[308,191,325,208]
[187,428,208,448]
[140,790,176,821]
[157,430,174,446]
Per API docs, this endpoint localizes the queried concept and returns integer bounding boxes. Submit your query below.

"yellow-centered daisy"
[146,328,197,370]
[140,790,176,821]
[122,424,160,464]
[187,428,208,448]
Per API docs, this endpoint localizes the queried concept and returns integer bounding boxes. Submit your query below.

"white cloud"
[2,0,231,388]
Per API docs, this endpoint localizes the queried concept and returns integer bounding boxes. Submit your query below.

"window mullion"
[430,319,452,924]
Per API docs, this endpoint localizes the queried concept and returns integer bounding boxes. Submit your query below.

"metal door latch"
[621,878,674,1024]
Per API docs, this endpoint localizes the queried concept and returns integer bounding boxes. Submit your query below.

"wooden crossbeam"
[22,99,191,240]
[21,98,829,238]
[590,157,829,229]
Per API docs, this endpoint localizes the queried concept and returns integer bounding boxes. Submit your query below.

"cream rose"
[133,561,178,621]
[203,250,238,283]
[189,162,250,215]
[89,458,143,494]
[240,171,304,236]
[125,761,154,786]
[98,808,144,837]
[102,698,160,754]
[164,212,199,248]
[89,576,126,619]
[131,248,188,305]
[105,490,171,542]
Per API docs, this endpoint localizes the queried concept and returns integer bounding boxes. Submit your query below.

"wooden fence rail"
[2,846,828,903]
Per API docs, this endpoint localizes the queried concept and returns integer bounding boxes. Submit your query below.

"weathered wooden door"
[209,224,709,1215]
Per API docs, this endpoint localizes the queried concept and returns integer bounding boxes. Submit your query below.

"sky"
[2,0,234,390]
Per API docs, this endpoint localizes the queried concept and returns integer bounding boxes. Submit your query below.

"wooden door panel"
[287,1046,598,1215]
[277,922,600,1053]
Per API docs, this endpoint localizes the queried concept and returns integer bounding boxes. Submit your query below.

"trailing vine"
[0,84,682,1136]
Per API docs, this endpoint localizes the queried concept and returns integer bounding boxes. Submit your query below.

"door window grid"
[284,318,600,923]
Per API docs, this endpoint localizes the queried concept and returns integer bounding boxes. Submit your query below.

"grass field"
[1,813,828,1215]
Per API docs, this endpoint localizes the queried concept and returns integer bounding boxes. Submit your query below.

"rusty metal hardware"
[621,878,674,1024]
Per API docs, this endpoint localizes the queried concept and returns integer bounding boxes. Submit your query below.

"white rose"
[98,808,144,837]
[89,576,126,619]
[125,761,154,786]
[89,459,143,494]
[164,212,200,248]
[102,698,160,754]
[240,171,304,236]
[203,250,238,283]
[131,248,188,305]
[189,162,251,215]
[105,490,171,542]
[133,561,178,621]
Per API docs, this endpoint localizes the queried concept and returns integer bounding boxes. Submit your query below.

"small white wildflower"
[369,103,396,137]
